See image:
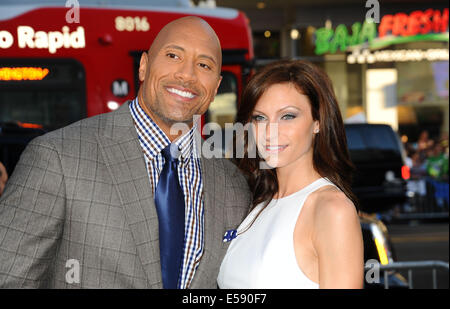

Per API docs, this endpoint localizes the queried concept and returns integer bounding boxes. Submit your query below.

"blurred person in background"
[404,132,449,213]
[414,130,434,163]
[425,139,449,209]
[439,132,449,157]
[417,130,433,151]
[0,162,7,197]
[411,151,427,178]
[426,141,449,182]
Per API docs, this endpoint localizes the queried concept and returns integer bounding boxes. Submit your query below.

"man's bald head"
[137,16,223,140]
[148,16,222,74]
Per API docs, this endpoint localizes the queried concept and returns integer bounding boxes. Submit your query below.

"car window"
[346,125,400,152]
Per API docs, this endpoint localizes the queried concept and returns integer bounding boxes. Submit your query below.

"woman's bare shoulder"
[309,186,359,233]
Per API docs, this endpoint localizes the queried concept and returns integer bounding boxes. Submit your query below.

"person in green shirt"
[426,142,449,181]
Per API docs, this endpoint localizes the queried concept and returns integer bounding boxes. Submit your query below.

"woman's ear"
[314,121,320,134]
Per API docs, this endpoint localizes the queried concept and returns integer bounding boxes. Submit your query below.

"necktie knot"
[161,144,178,163]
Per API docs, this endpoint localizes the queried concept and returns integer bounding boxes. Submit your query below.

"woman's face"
[251,82,319,170]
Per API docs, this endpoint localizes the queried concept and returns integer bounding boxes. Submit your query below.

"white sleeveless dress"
[217,177,337,289]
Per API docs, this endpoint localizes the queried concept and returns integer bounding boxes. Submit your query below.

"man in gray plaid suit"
[0,16,251,288]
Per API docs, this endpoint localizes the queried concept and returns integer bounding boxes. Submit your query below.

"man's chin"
[161,113,196,127]
[164,107,206,125]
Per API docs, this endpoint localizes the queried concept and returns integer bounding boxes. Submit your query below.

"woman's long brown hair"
[234,59,358,217]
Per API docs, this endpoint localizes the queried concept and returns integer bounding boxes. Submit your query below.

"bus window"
[0,59,86,130]
[205,71,238,128]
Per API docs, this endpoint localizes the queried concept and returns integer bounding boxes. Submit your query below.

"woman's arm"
[312,190,364,289]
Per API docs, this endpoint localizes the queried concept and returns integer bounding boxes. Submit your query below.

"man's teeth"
[167,87,195,99]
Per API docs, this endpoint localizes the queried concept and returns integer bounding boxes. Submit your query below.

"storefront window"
[253,30,280,59]
[395,41,448,141]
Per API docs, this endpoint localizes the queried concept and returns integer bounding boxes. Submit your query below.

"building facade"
[217,0,449,142]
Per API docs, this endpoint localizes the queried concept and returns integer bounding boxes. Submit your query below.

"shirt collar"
[130,97,198,164]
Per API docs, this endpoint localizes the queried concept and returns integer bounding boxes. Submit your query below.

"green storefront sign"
[314,8,449,55]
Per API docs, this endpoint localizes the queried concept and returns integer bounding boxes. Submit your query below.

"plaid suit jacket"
[0,102,251,288]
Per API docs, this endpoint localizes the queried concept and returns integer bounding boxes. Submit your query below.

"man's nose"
[174,60,197,84]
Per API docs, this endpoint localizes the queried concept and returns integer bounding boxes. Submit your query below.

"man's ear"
[138,52,148,82]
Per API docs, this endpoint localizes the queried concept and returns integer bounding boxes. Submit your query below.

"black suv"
[345,124,409,288]
[345,123,408,214]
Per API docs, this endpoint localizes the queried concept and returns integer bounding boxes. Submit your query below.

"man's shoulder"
[206,157,240,175]
[32,102,132,148]
[205,157,249,189]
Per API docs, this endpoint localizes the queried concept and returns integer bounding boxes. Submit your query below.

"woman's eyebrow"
[253,106,300,114]
[277,105,300,112]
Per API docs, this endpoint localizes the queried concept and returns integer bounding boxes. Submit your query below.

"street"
[387,222,449,289]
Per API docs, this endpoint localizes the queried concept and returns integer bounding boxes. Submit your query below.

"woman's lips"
[264,145,287,153]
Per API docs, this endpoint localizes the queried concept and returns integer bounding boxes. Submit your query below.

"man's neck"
[137,95,193,142]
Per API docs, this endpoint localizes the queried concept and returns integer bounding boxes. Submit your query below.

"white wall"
[366,68,398,130]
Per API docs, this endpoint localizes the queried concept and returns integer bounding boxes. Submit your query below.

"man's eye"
[167,53,179,59]
[199,63,211,70]
[281,114,296,120]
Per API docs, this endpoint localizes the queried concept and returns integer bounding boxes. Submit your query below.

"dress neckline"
[272,177,327,202]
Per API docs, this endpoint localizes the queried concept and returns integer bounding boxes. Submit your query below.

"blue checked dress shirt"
[129,98,204,288]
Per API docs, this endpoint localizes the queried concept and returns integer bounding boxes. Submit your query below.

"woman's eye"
[281,114,296,120]
[251,115,266,122]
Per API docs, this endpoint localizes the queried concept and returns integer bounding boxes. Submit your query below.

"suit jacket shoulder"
[35,101,132,147]
[0,101,156,288]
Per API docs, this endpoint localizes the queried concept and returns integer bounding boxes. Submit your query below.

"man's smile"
[165,86,197,100]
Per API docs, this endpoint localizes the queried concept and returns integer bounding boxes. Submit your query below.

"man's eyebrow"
[164,44,217,65]
[199,54,217,65]
[164,44,185,52]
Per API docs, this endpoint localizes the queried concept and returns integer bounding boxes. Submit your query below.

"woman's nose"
[264,122,279,144]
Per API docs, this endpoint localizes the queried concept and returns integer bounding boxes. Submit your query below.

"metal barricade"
[404,179,449,216]
[378,260,449,289]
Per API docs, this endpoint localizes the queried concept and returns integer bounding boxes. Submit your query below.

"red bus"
[0,1,254,174]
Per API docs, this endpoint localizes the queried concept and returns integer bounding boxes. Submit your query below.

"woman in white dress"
[218,60,364,289]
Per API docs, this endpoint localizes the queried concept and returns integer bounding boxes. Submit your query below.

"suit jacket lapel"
[97,102,162,288]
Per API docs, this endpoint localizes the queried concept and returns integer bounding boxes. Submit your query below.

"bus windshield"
[0,59,86,130]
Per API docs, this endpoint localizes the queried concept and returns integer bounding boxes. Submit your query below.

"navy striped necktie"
[154,144,186,289]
